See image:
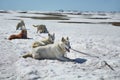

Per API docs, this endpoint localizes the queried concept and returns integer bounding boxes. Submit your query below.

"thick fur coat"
[16,20,26,30]
[8,29,27,40]
[32,33,55,48]
[33,24,49,33]
[23,37,71,61]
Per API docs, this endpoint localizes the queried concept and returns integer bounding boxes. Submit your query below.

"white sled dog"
[32,33,55,48]
[16,20,26,30]
[23,37,72,61]
[33,24,49,33]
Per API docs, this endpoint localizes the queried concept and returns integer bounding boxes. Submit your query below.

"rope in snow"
[71,48,115,71]
[102,61,115,71]
[71,48,99,58]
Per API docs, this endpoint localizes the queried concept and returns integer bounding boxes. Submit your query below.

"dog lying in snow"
[33,24,49,33]
[23,37,72,61]
[8,29,27,40]
[32,33,55,48]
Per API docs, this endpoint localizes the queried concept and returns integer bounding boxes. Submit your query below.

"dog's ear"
[66,37,69,40]
[61,37,65,42]
[48,33,50,36]
[53,33,55,36]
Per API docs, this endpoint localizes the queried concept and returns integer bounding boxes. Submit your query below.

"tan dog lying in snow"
[23,37,72,61]
[32,33,55,48]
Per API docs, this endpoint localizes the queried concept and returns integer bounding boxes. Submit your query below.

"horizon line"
[0,9,120,12]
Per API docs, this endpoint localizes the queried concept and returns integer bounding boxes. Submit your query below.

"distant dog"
[23,37,72,61]
[16,20,26,30]
[33,24,49,33]
[8,29,27,40]
[32,33,55,48]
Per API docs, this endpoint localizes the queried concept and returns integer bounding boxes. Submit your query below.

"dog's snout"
[51,42,54,43]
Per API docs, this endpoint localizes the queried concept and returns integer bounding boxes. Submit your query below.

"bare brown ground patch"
[0,10,10,13]
[18,11,28,13]
[110,22,120,26]
[42,13,67,17]
[6,19,22,21]
[18,16,69,20]
[88,17,110,19]
[59,21,120,26]
[59,21,94,24]
[29,12,67,17]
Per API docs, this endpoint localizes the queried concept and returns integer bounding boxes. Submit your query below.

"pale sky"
[0,0,120,11]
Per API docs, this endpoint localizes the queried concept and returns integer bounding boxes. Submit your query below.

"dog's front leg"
[37,29,39,33]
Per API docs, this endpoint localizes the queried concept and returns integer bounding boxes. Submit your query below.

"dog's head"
[21,29,27,38]
[48,33,55,44]
[61,37,71,52]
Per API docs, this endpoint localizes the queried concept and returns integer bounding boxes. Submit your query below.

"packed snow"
[0,10,120,80]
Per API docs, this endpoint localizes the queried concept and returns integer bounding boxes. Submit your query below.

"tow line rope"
[71,48,99,58]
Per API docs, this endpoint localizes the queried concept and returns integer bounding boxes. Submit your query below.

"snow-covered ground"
[0,11,120,80]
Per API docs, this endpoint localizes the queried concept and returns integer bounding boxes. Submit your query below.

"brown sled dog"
[8,29,27,40]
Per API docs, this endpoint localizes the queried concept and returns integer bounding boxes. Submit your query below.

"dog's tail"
[22,53,32,58]
[33,25,37,27]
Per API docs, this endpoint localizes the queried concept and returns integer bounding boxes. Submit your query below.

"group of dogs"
[8,20,49,40]
[8,20,73,62]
